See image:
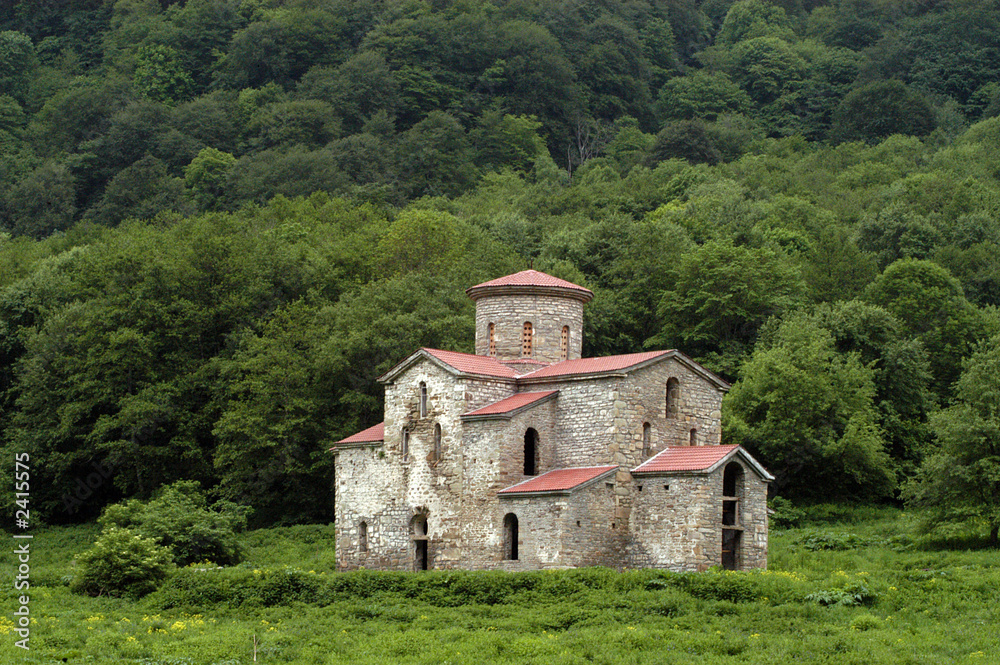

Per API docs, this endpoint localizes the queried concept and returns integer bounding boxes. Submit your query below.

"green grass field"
[3,508,998,664]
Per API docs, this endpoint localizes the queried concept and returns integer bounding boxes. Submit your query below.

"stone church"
[332,270,773,572]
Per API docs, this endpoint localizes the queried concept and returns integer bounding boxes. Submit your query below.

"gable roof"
[498,465,618,495]
[331,422,384,449]
[518,349,730,390]
[631,445,774,480]
[461,390,558,421]
[466,269,594,303]
[379,348,519,383]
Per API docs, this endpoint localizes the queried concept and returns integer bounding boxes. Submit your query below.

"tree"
[651,239,806,378]
[865,258,996,397]
[100,480,249,565]
[6,161,77,238]
[647,120,722,166]
[724,314,895,500]
[71,527,174,598]
[655,70,750,122]
[0,31,36,103]
[184,147,236,211]
[133,44,194,105]
[831,80,935,143]
[715,0,795,46]
[213,301,336,524]
[904,336,1000,545]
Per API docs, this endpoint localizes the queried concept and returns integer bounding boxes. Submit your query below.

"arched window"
[488,322,496,357]
[521,322,533,357]
[359,521,368,552]
[523,428,538,476]
[560,326,569,360]
[666,378,680,418]
[433,423,442,462]
[642,422,651,458]
[402,429,410,460]
[689,428,697,446]
[503,513,519,561]
[419,382,428,418]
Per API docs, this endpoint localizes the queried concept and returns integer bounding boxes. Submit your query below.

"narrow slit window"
[402,429,410,460]
[433,423,442,462]
[488,322,496,357]
[642,422,651,458]
[523,428,538,476]
[666,378,680,418]
[503,513,518,560]
[689,428,697,446]
[419,382,428,418]
[359,521,368,552]
[522,322,533,357]
[560,326,569,360]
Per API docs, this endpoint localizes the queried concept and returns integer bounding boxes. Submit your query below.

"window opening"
[560,326,569,360]
[689,428,697,446]
[522,322,533,357]
[523,428,538,476]
[402,429,410,460]
[359,521,368,552]
[419,382,428,418]
[642,422,651,457]
[503,513,519,560]
[666,378,680,418]
[433,423,442,462]
[488,323,496,357]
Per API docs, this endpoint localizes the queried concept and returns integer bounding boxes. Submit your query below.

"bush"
[770,496,806,529]
[71,527,174,598]
[100,481,250,566]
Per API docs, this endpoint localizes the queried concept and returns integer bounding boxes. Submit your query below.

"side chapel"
[331,270,773,572]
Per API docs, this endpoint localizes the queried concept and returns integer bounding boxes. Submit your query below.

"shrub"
[71,527,174,598]
[770,496,806,529]
[100,480,250,566]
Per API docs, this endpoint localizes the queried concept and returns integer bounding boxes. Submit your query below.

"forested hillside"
[2,0,1000,537]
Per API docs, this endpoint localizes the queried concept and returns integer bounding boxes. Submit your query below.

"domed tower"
[466,270,594,365]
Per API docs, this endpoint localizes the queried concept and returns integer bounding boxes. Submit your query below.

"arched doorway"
[410,512,429,571]
[721,462,744,570]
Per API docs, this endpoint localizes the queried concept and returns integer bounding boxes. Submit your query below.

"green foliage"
[725,313,896,500]
[832,81,936,143]
[653,239,805,378]
[71,526,174,598]
[100,480,248,566]
[904,335,1000,545]
[133,44,194,105]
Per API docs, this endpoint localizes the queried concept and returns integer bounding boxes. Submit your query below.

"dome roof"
[466,269,594,303]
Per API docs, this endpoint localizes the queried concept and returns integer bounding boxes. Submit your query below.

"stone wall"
[457,397,559,568]
[474,294,584,363]
[496,478,624,570]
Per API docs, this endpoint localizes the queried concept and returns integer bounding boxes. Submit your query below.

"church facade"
[332,270,772,572]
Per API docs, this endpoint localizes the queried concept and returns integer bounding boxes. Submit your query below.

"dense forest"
[2,0,1000,538]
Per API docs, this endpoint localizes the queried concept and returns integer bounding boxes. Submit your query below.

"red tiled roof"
[333,422,385,447]
[632,445,740,474]
[423,348,520,378]
[498,465,618,494]
[520,350,672,380]
[466,270,594,301]
[462,391,557,418]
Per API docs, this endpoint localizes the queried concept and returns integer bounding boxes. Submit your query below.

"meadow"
[2,507,998,665]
